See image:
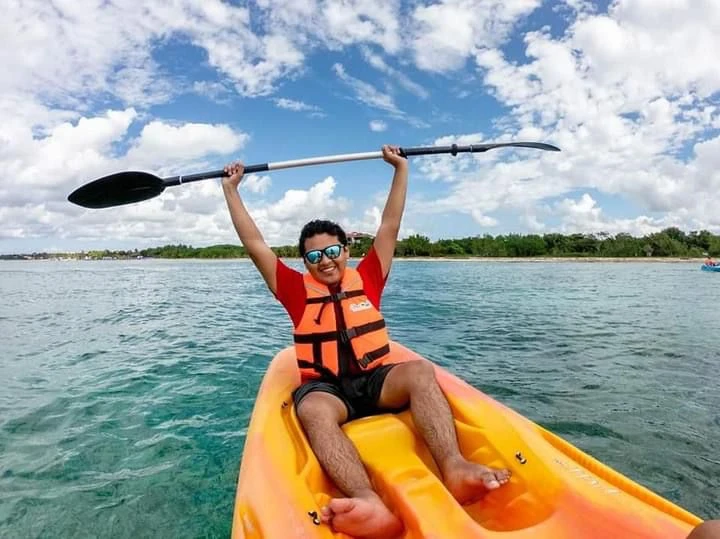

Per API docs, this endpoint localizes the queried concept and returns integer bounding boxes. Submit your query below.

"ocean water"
[1,259,718,537]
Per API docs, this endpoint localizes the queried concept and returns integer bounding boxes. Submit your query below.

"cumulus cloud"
[242,174,272,194]
[409,0,541,72]
[410,0,720,235]
[235,176,354,246]
[256,0,403,54]
[3,0,720,252]
[553,193,672,236]
[126,122,249,165]
[0,107,250,248]
[1,0,305,104]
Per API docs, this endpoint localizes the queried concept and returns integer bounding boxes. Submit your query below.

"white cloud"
[272,98,324,118]
[0,108,250,247]
[4,0,720,253]
[414,132,488,182]
[360,47,429,99]
[553,193,671,236]
[470,211,498,227]
[321,0,402,53]
[410,0,541,72]
[409,1,720,234]
[369,120,387,132]
[332,63,429,128]
[256,0,402,54]
[235,177,354,246]
[1,108,138,204]
[126,122,249,166]
[0,172,354,250]
[192,81,233,104]
[242,174,272,194]
[1,0,309,106]
[332,63,400,114]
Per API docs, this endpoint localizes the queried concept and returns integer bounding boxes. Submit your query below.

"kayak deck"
[233,342,702,538]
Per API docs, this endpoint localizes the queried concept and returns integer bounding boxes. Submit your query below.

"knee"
[687,520,720,539]
[295,394,345,430]
[403,360,437,388]
[296,398,325,427]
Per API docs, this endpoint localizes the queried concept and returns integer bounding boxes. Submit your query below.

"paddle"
[67,141,561,209]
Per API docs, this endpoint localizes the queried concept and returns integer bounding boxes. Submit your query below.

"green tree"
[398,234,432,256]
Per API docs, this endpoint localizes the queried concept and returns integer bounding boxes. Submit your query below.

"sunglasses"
[304,243,344,264]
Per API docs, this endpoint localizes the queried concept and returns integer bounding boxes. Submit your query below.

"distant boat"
[701,264,720,272]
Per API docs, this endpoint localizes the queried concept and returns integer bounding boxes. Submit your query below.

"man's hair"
[298,219,348,256]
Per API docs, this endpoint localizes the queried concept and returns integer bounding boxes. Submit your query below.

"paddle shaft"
[162,143,535,186]
[67,141,560,208]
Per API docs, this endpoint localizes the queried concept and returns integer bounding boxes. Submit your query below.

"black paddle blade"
[483,142,561,152]
[67,171,166,208]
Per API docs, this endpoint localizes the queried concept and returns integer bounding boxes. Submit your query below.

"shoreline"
[389,256,707,263]
[7,256,708,263]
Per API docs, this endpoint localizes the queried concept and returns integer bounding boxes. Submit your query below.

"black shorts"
[292,364,404,422]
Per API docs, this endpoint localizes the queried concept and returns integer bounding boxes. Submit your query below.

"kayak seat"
[282,390,560,537]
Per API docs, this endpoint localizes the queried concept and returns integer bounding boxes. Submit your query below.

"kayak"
[232,342,702,538]
[701,264,720,272]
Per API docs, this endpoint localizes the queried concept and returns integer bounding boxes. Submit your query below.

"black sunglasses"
[304,243,344,264]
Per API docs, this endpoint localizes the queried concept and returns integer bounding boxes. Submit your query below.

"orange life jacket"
[293,267,391,380]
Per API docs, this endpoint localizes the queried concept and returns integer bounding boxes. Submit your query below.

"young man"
[222,145,510,538]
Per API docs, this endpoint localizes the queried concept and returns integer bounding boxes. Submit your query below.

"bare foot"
[320,494,404,539]
[443,457,511,504]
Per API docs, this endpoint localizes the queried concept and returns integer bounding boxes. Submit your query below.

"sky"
[1,0,719,254]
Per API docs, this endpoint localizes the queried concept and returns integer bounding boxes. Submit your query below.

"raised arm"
[222,162,278,294]
[373,145,409,278]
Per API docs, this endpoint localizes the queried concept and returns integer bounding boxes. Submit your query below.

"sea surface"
[1,259,718,537]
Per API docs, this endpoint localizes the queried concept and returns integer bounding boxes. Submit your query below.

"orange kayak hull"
[232,342,702,538]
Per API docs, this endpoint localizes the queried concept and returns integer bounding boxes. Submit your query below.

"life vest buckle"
[358,354,373,368]
[339,326,358,343]
[330,291,347,302]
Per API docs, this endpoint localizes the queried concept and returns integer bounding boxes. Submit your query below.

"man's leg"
[687,521,720,539]
[376,360,511,504]
[295,389,403,538]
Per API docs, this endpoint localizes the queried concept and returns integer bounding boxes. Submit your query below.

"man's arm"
[222,161,278,295]
[372,145,409,278]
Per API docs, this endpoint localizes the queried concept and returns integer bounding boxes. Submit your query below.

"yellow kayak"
[232,341,703,538]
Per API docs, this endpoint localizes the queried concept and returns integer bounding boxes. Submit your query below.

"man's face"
[303,233,348,286]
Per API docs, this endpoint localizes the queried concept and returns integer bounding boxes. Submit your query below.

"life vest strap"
[293,319,386,344]
[358,343,391,368]
[339,319,385,343]
[296,359,339,380]
[305,290,365,304]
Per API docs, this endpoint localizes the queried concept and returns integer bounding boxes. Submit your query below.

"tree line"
[11,227,710,260]
[4,227,718,260]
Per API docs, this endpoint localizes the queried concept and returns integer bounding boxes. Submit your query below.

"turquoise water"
[1,259,718,537]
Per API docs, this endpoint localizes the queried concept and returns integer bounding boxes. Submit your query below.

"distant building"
[347,232,374,244]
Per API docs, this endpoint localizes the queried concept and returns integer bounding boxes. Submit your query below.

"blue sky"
[1,0,719,254]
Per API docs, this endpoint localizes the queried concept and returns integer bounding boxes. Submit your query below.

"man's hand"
[223,161,245,190]
[382,145,407,169]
